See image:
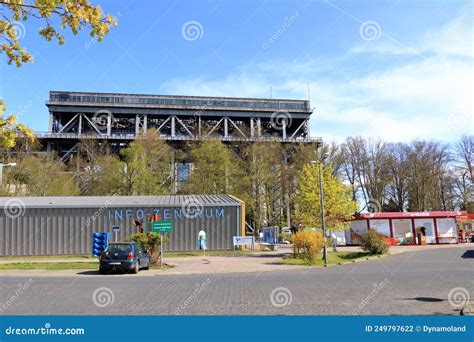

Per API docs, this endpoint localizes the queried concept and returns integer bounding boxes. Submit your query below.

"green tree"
[8,155,80,195]
[88,155,124,195]
[185,140,238,194]
[120,130,171,195]
[295,162,357,231]
[0,0,117,149]
[1,0,117,67]
[0,103,34,149]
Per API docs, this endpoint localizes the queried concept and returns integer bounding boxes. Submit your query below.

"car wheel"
[132,261,139,274]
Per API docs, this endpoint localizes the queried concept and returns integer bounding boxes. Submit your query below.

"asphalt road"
[1,247,472,315]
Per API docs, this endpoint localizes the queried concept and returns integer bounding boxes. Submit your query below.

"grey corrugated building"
[0,195,244,256]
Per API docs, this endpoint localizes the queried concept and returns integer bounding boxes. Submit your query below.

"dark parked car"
[99,242,150,274]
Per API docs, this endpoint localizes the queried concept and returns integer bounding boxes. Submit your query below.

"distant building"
[0,195,244,256]
[39,90,319,156]
[348,211,470,245]
[37,90,320,192]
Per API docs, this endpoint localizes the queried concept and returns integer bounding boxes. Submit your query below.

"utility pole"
[311,151,328,267]
[318,160,328,266]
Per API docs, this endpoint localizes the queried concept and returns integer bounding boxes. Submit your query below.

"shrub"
[124,232,169,264]
[293,230,324,263]
[360,230,389,255]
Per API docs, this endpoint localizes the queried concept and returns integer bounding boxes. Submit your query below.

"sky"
[0,0,472,143]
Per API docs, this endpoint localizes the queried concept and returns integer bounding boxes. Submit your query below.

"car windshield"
[106,244,132,253]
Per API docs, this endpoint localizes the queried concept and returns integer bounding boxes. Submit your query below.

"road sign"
[233,236,254,246]
[233,236,254,251]
[150,220,173,233]
[112,226,120,232]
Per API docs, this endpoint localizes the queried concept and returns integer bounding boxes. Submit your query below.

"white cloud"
[351,13,473,58]
[160,14,473,143]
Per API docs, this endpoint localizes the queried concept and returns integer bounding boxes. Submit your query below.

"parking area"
[0,244,470,276]
[0,246,472,315]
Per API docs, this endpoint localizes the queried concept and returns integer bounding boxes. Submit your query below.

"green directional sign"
[150,220,173,233]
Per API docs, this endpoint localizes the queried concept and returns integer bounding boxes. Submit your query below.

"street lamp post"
[318,159,328,267]
[311,154,328,267]
[0,163,17,187]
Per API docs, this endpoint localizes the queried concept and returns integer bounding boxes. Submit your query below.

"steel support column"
[78,113,82,136]
[250,118,255,137]
[107,112,112,136]
[224,117,229,137]
[171,116,176,137]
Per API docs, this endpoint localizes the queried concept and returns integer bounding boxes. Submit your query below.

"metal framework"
[41,90,318,153]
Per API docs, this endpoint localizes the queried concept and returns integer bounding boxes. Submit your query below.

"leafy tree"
[0,0,116,149]
[295,162,357,231]
[120,130,171,195]
[240,141,285,229]
[185,140,238,194]
[0,102,34,149]
[1,0,117,67]
[87,155,124,195]
[8,155,80,195]
[71,140,122,195]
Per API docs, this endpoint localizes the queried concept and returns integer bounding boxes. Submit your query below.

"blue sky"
[1,0,472,142]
